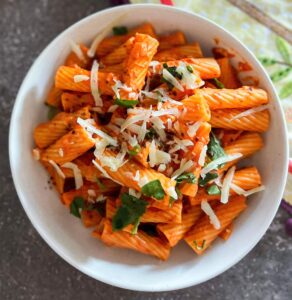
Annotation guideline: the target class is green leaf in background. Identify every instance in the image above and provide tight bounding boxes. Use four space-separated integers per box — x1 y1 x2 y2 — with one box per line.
276 36 291 63
114 98 139 108
279 82 292 99
70 196 85 218
206 185 221 195
270 67 292 83
258 57 277 67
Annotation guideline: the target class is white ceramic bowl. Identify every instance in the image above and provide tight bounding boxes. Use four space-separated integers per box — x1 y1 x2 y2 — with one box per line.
9 4 288 292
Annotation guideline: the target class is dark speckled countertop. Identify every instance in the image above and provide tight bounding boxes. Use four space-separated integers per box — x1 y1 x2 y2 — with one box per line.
0 0 291 299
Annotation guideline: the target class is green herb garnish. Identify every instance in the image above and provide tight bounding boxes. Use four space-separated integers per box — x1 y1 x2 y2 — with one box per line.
206 185 221 195
145 127 158 140
193 240 206 250
199 173 218 187
141 179 165 200
112 193 148 231
186 65 193 73
128 145 141 157
207 132 225 162
162 63 183 80
176 172 196 184
112 26 128 36
47 105 60 120
212 78 225 89
70 196 85 218
114 98 139 108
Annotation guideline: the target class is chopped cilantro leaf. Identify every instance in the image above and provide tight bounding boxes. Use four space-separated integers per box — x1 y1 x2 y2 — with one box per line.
128 145 141 157
141 180 165 200
212 78 225 89
186 65 193 73
112 26 128 35
162 63 183 79
176 172 196 184
145 127 158 140
114 98 138 108
207 132 225 161
70 196 85 218
206 184 221 195
112 193 148 231
199 173 218 187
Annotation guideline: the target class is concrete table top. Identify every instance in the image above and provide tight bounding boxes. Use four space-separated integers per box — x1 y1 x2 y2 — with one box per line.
0 0 291 299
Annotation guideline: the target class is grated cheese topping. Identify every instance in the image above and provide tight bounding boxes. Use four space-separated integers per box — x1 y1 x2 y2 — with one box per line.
58 148 64 157
230 183 265 197
73 75 90 83
62 162 83 190
149 140 171 167
87 13 127 57
92 160 123 185
230 104 270 121
69 40 86 62
171 159 194 179
200 153 242 178
77 118 117 146
91 60 102 107
201 200 221 230
162 68 184 91
187 121 201 138
198 145 208 167
221 166 236 204
49 160 65 179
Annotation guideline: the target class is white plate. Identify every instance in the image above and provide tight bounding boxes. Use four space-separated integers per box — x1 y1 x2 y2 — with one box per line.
9 4 288 292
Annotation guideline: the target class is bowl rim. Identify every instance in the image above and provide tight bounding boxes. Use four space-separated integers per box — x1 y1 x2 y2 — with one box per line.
9 3 289 292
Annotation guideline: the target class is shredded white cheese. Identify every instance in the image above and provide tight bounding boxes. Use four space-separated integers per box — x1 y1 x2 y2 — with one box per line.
176 62 205 89
162 68 184 91
221 166 236 204
62 162 83 189
200 153 242 178
133 170 140 182
77 118 117 146
171 159 194 180
69 40 86 62
138 176 149 188
92 160 123 185
87 13 127 57
49 160 65 179
198 145 208 167
187 121 201 138
90 60 102 107
201 200 221 230
88 189 97 197
73 75 90 83
167 185 178 200
158 164 166 172
168 137 194 154
108 104 119 113
149 140 171 167
230 183 265 197
230 104 270 121
96 194 107 202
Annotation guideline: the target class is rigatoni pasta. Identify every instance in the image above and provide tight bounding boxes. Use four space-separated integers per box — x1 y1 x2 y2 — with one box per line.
33 22 269 261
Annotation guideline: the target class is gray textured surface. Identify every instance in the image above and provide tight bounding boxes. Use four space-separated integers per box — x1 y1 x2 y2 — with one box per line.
0 0 291 299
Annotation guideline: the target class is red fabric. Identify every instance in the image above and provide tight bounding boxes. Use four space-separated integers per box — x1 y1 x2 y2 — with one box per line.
160 0 174 5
